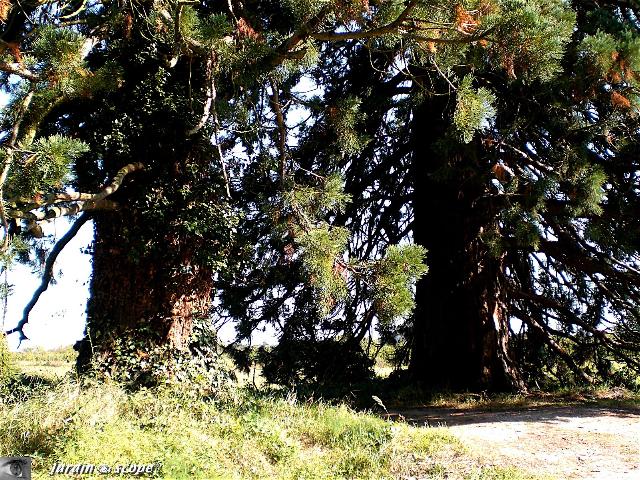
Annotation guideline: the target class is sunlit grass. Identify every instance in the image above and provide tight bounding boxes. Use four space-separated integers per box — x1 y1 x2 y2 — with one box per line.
0 373 552 480
14 360 74 380
2 347 636 480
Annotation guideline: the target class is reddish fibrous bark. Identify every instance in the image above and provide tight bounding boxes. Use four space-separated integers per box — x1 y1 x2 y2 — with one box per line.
75 150 218 373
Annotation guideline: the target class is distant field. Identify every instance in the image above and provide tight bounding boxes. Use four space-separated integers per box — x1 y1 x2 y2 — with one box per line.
12 345 77 380
15 359 74 379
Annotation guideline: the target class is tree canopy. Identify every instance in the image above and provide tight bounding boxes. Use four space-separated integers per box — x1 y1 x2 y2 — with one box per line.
2 0 640 391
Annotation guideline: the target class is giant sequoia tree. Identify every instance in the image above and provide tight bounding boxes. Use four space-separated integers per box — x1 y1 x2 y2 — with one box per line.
329 0 640 390
2 0 640 390
404 0 640 391
217 0 640 390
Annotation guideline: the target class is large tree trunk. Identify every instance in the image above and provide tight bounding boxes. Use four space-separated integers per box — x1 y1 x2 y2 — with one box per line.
407 99 525 392
74 142 224 382
68 45 238 382
76 207 213 371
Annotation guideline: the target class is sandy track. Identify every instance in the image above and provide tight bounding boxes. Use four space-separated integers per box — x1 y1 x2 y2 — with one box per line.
390 405 640 480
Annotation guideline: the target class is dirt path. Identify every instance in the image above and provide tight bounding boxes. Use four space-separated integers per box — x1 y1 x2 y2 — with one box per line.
389 404 640 479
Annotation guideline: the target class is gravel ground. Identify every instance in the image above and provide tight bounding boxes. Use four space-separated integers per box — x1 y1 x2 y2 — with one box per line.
390 404 640 480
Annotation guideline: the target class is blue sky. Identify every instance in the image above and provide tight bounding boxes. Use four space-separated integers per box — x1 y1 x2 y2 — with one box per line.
3 219 93 351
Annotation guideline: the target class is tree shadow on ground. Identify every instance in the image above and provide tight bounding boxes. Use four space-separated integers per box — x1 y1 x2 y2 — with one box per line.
385 403 639 427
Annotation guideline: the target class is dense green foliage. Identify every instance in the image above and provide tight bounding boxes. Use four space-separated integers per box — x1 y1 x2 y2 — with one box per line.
15 344 76 362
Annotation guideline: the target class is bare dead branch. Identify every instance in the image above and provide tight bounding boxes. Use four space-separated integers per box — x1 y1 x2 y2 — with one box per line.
8 162 142 227
211 92 231 199
11 162 144 208
4 212 90 346
10 198 121 222
186 57 215 137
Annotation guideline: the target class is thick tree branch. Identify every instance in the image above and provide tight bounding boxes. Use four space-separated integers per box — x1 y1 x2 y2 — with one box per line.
312 28 493 44
7 162 142 226
274 0 419 59
157 8 206 56
508 287 640 352
10 162 143 208
0 61 39 80
9 198 121 221
275 9 330 56
270 78 287 188
306 3 494 45
307 0 417 42
536 238 640 288
510 305 597 384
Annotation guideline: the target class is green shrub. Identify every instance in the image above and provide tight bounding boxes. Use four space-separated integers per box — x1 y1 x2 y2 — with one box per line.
0 333 17 386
